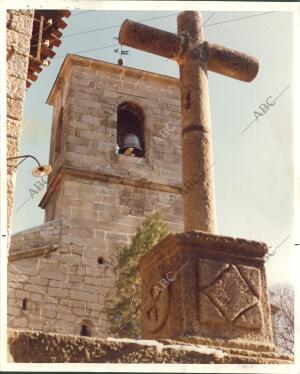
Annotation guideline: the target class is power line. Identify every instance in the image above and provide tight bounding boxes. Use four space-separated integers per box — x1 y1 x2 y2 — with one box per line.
31 12 179 52
205 11 275 27
62 12 179 39
52 11 275 63
55 44 118 59
71 10 96 17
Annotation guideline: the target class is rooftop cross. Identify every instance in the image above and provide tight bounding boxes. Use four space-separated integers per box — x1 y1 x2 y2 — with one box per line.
119 11 259 233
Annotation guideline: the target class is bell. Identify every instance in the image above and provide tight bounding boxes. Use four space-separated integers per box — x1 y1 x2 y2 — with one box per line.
120 133 143 157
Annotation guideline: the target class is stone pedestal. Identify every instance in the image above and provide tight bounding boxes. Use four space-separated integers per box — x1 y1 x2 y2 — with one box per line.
139 231 282 359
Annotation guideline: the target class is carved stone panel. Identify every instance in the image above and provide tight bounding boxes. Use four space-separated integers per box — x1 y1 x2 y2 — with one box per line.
198 259 262 329
143 262 171 333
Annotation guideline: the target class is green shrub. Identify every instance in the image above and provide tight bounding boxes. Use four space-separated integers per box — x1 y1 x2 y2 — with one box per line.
104 211 168 338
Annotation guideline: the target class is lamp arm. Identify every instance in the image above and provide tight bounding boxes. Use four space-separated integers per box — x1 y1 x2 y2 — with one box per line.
7 154 41 167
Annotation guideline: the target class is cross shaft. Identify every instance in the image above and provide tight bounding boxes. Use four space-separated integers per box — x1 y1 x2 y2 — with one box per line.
119 11 259 233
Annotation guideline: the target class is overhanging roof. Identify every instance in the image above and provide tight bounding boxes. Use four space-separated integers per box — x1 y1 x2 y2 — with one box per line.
27 9 71 88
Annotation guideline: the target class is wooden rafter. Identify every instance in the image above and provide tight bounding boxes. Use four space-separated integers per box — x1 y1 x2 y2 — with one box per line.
26 9 71 89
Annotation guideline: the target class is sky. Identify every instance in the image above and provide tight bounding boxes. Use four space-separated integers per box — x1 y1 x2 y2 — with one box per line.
11 8 293 286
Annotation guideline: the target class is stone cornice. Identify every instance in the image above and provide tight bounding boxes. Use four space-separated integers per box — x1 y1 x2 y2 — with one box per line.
46 54 179 105
8 245 58 262
39 165 182 209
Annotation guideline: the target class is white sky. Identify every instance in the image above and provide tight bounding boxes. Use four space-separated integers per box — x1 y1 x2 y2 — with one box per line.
11 7 294 286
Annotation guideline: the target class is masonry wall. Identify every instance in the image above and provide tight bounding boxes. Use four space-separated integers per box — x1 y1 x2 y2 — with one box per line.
8 58 185 337
51 61 182 181
8 175 183 336
6 10 34 239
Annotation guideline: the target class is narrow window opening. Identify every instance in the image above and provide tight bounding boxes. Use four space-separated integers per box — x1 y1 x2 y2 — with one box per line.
80 323 92 337
117 102 145 158
22 298 28 311
55 107 64 154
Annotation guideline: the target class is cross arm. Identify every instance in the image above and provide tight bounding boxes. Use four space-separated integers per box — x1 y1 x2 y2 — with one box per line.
206 42 259 82
119 19 259 82
119 19 183 61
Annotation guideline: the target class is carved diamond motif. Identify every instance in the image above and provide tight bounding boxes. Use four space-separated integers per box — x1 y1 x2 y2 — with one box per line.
198 259 262 329
204 265 256 321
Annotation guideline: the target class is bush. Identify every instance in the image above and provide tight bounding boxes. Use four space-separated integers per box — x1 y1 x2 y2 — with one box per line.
104 211 168 338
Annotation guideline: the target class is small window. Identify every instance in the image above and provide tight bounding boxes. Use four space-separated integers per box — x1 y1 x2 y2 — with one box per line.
80 320 93 337
22 298 28 311
97 257 104 265
55 107 64 154
117 102 145 157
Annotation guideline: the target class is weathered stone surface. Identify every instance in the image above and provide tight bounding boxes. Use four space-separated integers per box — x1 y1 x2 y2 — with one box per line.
6 29 31 56
7 330 293 364
7 52 29 80
234 304 262 329
139 231 274 354
10 78 185 336
199 293 226 325
7 136 19 158
6 10 33 236
9 12 34 35
7 118 20 139
119 11 259 234
7 75 26 101
10 219 62 253
7 10 34 17
7 97 23 120
200 262 259 322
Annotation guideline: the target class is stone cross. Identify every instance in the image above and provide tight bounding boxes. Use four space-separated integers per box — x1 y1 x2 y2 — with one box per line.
119 11 259 233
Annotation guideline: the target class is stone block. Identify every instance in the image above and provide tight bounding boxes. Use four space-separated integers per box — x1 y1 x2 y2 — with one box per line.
40 270 66 282
6 29 31 56
31 293 43 301
8 281 23 290
24 284 46 294
68 275 84 283
56 304 71 314
28 320 44 330
7 75 26 100
69 104 90 115
72 308 90 317
8 306 21 317
139 231 276 356
41 309 57 319
11 317 27 328
48 287 69 298
30 277 48 286
60 253 82 265
15 290 29 299
7 52 29 80
70 290 96 303
9 13 33 35
7 97 23 121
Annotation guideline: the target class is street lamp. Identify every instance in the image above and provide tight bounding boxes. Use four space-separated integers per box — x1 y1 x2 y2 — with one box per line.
7 154 52 177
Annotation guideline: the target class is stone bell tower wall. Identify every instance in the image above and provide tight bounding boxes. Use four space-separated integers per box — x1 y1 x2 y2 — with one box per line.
7 55 186 336
42 55 184 227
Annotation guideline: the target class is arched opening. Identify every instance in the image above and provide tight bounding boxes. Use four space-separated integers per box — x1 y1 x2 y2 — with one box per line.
117 102 145 157
80 320 93 337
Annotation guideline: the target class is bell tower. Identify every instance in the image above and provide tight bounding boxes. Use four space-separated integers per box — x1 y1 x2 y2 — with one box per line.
28 54 184 335
41 54 184 253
